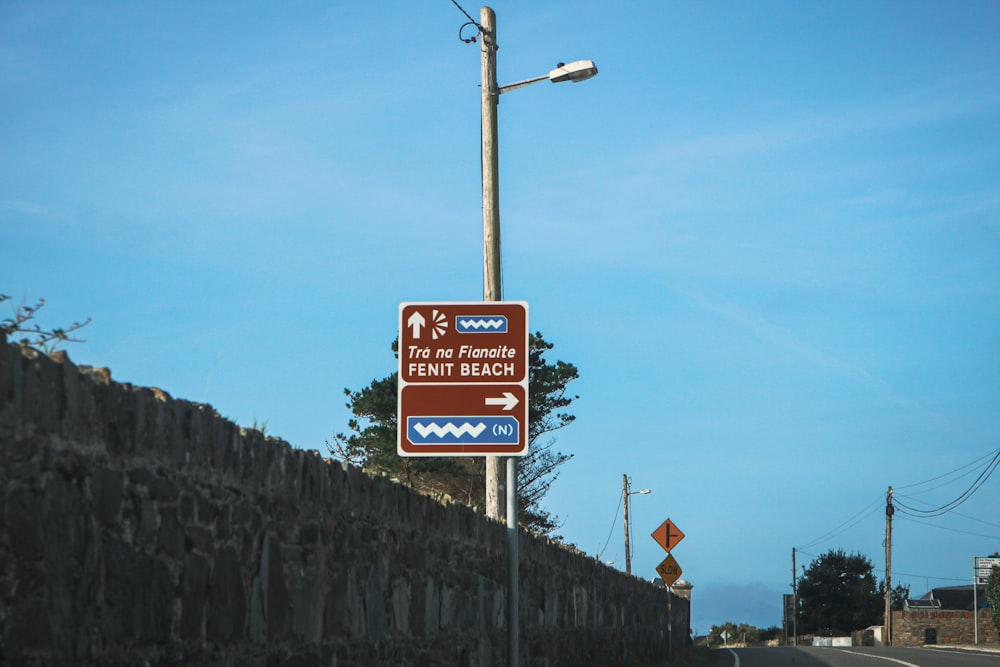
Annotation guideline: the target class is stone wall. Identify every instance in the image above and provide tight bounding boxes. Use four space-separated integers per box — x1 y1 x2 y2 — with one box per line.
892 609 998 647
0 337 684 666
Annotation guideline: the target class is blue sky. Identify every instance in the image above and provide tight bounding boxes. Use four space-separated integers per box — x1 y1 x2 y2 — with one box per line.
3 1 999 634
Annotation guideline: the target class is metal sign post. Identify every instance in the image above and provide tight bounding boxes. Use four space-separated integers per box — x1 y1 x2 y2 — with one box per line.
399 298 529 666
651 518 686 659
974 556 979 645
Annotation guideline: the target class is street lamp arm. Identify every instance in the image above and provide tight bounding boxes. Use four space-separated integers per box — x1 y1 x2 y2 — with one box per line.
498 74 549 95
498 59 599 95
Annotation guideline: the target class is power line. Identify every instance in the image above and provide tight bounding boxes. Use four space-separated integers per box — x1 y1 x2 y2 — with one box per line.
894 494 1000 529
447 0 489 43
598 488 624 560
900 466 986 498
447 0 478 25
895 448 1000 517
895 447 1000 492
801 447 1000 550
896 514 1000 541
871 565 969 584
939 507 1000 530
796 495 884 550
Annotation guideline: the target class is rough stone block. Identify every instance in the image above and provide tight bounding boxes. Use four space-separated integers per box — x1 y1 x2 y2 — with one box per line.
207 545 248 644
291 565 323 643
181 552 210 641
43 475 99 662
149 474 180 502
7 486 43 560
91 466 124 525
132 492 158 545
100 534 173 646
157 506 184 559
5 434 44 464
4 586 51 654
184 524 215 556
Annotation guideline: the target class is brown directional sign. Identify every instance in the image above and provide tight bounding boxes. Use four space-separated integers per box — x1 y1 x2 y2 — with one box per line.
397 301 529 457
656 554 683 587
651 519 685 553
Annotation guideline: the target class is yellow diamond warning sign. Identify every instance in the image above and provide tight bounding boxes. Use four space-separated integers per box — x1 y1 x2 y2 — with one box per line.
651 519 685 553
656 554 683 587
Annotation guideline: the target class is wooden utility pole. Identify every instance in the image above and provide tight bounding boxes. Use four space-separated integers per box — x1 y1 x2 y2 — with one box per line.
792 547 798 646
480 6 505 524
884 486 894 646
623 474 633 575
479 10 519 665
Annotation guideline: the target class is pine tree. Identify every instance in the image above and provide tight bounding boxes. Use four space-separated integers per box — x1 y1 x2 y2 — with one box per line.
328 332 578 536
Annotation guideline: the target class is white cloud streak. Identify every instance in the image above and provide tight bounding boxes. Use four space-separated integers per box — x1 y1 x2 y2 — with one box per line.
674 285 912 407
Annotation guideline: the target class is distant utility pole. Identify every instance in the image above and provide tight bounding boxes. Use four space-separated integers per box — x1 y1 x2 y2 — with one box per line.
884 486 894 647
622 474 651 575
792 547 798 646
623 475 633 575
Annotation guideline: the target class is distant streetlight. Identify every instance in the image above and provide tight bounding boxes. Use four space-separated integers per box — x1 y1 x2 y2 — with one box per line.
623 474 651 575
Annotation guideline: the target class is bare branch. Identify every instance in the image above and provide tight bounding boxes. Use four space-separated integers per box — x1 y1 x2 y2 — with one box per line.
1 293 92 353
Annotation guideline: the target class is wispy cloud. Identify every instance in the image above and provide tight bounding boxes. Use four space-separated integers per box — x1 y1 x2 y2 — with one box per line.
674 285 911 407
634 74 1000 173
0 199 53 219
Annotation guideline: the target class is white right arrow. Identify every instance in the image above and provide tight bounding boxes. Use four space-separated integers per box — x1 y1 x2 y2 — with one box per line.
485 392 519 411
407 311 426 339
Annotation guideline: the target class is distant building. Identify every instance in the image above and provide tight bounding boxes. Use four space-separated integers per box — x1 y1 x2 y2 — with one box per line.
672 579 694 601
905 584 986 612
892 584 996 646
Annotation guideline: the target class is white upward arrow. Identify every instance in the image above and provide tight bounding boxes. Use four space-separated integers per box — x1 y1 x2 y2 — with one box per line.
485 392 519 411
407 311 426 339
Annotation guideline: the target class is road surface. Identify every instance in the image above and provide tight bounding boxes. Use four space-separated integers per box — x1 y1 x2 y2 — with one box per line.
707 646 1000 667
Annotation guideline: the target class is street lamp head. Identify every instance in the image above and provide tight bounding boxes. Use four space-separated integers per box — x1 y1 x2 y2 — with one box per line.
637 489 651 495
497 59 599 96
549 59 598 84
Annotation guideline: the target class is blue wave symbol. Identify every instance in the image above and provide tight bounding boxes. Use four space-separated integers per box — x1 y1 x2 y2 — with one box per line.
455 316 508 333
407 417 519 445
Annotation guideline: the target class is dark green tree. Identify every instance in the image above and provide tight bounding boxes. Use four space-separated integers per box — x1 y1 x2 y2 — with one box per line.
877 580 911 613
707 622 760 647
986 565 1000 644
327 339 463 490
327 332 578 536
517 333 578 534
797 549 883 636
758 625 783 642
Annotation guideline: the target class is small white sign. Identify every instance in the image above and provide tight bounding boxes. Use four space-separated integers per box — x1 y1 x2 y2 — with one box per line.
975 556 1000 583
